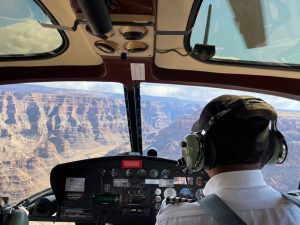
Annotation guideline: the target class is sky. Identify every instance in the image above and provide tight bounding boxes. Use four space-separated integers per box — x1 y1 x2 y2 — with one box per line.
38 81 300 111
0 0 62 55
191 0 300 65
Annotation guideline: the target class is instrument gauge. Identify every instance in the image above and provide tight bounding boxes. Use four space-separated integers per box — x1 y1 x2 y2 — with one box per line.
155 188 162 195
149 169 159 178
163 188 177 198
125 169 134 178
137 169 146 178
155 196 162 203
111 168 119 177
161 169 170 179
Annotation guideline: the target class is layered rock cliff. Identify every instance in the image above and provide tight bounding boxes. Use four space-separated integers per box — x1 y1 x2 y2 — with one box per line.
0 87 131 202
1 84 300 204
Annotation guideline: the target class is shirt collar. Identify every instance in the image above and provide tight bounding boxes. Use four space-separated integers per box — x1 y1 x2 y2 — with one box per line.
203 169 267 196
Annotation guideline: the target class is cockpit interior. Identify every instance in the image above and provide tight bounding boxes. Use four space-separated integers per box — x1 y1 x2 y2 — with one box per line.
0 0 300 225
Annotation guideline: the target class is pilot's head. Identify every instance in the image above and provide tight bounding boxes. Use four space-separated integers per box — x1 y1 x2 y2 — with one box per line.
190 94 286 173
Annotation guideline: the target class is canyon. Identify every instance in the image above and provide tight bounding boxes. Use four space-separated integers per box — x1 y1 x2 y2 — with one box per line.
0 84 299 204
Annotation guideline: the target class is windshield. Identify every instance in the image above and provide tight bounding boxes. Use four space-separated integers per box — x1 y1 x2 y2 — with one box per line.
141 83 300 192
0 0 65 58
190 0 300 66
0 82 130 204
2 82 299 204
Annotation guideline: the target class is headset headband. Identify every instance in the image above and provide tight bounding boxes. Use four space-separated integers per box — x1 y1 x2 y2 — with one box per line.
199 98 268 136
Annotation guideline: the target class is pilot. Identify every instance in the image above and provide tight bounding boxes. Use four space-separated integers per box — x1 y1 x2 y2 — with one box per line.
155 95 300 225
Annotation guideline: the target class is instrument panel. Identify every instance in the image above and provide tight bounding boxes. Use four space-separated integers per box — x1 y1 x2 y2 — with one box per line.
49 156 209 224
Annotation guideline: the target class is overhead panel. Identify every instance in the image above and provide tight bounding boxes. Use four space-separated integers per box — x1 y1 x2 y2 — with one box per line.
87 25 154 58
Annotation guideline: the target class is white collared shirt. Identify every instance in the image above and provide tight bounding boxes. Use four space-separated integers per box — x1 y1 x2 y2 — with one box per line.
155 170 300 225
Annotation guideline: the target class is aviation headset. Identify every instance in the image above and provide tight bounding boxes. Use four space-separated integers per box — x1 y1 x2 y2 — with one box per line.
179 97 288 172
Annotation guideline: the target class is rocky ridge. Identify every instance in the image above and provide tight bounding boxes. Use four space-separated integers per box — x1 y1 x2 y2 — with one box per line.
0 89 131 202
1 85 300 203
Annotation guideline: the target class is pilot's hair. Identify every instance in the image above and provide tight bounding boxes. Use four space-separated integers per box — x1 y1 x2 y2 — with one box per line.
192 95 276 167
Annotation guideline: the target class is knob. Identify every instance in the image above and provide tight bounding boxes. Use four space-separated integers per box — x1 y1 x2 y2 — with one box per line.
137 169 146 178
125 169 134 177
155 196 162 203
161 169 170 179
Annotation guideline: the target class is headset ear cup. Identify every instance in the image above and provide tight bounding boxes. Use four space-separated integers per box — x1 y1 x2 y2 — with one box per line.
183 133 205 171
266 131 276 165
266 130 288 165
203 136 216 169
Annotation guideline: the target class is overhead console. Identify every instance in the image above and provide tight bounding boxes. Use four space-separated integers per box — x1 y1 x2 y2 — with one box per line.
88 25 154 58
69 0 154 59
49 156 209 224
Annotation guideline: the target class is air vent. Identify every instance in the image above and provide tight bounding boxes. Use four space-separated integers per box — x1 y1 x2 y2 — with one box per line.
119 26 148 40
94 40 119 53
123 41 149 53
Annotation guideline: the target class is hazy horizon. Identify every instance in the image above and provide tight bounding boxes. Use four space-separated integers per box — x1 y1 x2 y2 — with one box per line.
30 82 300 112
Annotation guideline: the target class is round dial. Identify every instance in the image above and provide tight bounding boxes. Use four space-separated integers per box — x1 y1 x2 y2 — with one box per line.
195 188 204 200
155 188 162 195
111 168 119 177
155 196 162 203
137 169 146 178
149 169 159 178
161 169 170 179
163 188 177 198
125 169 134 177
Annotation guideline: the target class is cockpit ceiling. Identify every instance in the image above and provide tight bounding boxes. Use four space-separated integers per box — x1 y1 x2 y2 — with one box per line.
1 0 300 98
71 0 154 16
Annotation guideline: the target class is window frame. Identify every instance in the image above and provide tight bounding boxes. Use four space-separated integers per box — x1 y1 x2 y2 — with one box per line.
0 0 69 61
184 0 300 70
